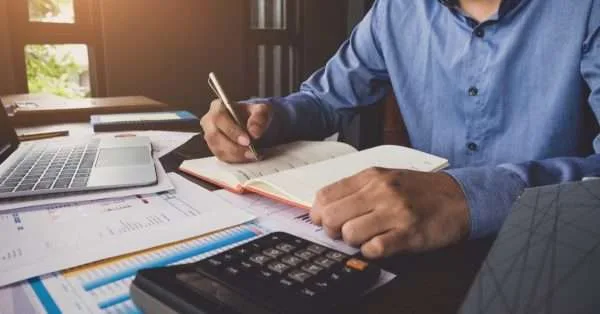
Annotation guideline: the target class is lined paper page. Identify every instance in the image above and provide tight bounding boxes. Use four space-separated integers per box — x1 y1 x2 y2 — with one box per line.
247 145 449 206
179 141 357 187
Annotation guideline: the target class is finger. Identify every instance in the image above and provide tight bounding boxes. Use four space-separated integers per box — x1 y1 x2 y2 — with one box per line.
318 191 373 238
214 113 252 147
340 211 393 247
203 128 254 163
314 167 384 209
311 174 371 226
245 103 271 139
361 229 415 259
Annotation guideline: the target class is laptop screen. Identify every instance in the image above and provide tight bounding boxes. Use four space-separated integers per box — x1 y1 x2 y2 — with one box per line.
0 100 19 165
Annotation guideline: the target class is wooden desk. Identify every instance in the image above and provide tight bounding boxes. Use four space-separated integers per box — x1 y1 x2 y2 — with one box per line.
16 123 495 314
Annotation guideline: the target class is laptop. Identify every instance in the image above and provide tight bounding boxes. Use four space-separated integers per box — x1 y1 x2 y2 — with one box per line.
459 179 600 314
0 100 157 200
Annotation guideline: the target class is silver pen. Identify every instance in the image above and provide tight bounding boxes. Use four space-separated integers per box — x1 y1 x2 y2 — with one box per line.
208 72 260 160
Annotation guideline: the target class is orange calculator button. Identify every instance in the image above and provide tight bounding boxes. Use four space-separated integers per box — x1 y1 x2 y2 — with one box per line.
346 258 368 271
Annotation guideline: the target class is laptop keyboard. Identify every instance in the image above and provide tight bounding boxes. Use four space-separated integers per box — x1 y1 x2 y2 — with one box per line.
0 139 100 194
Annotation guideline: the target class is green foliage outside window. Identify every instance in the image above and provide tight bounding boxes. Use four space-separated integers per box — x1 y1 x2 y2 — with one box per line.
26 45 89 99
29 0 63 19
26 0 89 98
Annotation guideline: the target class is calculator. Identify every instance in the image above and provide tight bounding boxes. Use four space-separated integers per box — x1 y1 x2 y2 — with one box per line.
131 232 382 314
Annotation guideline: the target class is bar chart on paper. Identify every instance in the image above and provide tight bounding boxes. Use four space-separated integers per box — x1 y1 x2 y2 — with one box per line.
0 173 255 287
2 224 266 314
214 190 359 254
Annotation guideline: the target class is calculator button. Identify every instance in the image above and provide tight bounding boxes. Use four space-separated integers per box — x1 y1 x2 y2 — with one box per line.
239 261 254 270
206 258 222 267
301 263 323 275
306 244 327 254
294 249 316 260
281 255 304 267
278 278 296 288
249 254 271 265
292 238 306 246
268 261 290 274
258 270 275 280
225 267 240 276
275 243 296 253
263 248 284 258
288 270 312 283
313 257 336 268
222 253 236 262
269 234 282 241
248 242 262 251
329 272 343 282
346 258 368 271
299 287 318 297
313 280 329 290
235 247 252 256
325 251 347 262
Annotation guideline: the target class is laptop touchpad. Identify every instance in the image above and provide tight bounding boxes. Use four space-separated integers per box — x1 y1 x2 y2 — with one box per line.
95 147 151 167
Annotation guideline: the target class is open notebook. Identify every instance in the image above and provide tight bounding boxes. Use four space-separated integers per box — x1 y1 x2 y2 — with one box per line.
179 141 449 208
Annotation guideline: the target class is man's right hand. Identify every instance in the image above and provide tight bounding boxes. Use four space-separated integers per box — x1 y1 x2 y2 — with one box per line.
200 99 272 163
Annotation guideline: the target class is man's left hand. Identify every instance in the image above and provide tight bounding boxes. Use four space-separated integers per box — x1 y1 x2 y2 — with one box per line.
310 168 470 259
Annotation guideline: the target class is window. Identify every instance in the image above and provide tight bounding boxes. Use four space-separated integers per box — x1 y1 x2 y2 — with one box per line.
8 0 105 98
25 44 91 98
28 0 75 24
247 0 302 98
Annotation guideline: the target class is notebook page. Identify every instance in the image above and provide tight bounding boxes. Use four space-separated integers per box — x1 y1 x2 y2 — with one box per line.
247 145 449 206
179 141 357 185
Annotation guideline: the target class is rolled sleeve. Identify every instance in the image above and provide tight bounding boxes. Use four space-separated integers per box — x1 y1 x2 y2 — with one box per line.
445 166 527 238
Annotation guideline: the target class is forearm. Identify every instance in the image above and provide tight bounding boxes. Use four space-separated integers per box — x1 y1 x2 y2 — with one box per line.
446 153 600 238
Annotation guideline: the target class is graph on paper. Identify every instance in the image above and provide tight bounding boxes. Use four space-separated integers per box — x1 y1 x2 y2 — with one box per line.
214 190 359 254
0 173 254 287
3 224 266 314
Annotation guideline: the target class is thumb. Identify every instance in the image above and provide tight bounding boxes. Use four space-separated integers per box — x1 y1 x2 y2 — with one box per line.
246 103 271 139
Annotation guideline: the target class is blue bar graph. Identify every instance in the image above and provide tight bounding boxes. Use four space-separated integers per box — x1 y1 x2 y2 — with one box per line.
98 293 130 309
29 278 61 314
27 224 266 313
82 228 258 291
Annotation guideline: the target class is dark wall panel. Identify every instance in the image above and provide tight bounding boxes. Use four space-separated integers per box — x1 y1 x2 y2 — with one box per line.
0 0 16 95
100 0 246 113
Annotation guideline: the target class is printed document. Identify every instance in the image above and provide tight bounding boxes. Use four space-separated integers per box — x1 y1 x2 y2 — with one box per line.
0 173 254 287
214 189 360 255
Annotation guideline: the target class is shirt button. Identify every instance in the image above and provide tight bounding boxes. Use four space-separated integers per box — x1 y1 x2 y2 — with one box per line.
474 29 485 38
468 87 479 96
467 142 478 151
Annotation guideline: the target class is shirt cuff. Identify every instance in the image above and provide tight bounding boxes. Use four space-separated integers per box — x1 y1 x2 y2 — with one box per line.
444 166 527 238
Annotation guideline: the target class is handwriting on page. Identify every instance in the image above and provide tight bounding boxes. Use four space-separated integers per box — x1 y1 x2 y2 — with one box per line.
221 141 356 182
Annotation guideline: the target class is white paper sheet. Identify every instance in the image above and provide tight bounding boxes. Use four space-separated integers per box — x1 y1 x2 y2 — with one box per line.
0 173 255 287
0 222 394 314
214 190 361 255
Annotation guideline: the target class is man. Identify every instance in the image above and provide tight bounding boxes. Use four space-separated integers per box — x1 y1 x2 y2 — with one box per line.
200 0 600 259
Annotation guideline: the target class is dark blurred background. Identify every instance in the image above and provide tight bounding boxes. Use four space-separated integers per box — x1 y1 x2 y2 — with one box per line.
0 0 375 116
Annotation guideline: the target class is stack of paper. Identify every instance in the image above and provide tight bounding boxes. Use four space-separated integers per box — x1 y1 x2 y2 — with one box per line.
1 224 266 313
0 173 255 287
0 133 397 313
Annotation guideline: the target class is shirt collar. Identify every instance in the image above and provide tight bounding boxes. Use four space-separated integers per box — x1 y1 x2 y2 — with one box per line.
437 0 522 17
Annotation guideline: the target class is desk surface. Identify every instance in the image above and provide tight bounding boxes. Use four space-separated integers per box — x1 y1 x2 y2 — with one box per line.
17 123 496 314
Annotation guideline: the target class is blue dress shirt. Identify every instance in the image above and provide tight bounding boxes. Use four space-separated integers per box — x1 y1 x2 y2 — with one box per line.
252 0 600 238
